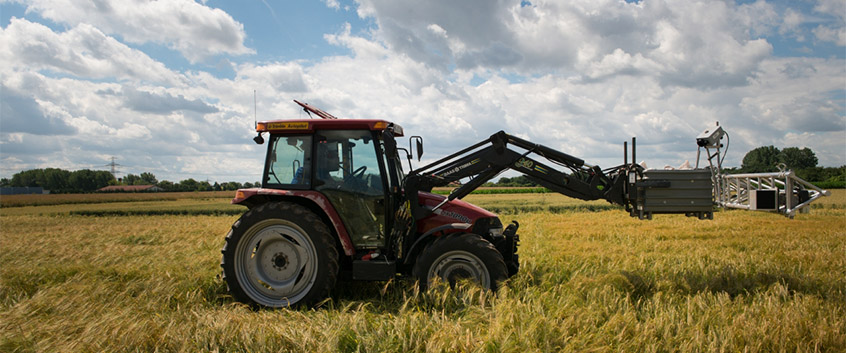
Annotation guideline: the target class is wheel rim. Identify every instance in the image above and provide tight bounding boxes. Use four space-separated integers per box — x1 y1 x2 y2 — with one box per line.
234 219 318 307
428 250 490 288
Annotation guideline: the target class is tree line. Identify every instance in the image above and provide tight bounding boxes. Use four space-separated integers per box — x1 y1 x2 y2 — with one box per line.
0 168 260 193
2 145 843 193
485 145 845 188
725 146 845 187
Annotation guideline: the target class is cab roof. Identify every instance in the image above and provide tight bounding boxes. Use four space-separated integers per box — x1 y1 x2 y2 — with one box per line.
256 119 404 136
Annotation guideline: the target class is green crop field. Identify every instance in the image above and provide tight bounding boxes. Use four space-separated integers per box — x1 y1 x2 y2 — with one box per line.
1 191 844 352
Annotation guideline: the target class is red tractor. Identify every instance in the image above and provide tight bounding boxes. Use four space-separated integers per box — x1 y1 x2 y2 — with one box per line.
220 101 713 308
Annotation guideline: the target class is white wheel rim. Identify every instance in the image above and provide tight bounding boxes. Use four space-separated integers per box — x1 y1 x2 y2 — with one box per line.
234 219 318 307
428 250 490 288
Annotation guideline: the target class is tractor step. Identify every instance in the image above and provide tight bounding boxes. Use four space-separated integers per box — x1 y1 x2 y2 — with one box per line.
352 260 397 281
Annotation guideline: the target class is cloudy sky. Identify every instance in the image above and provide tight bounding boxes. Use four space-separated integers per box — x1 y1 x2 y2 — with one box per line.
1 0 844 183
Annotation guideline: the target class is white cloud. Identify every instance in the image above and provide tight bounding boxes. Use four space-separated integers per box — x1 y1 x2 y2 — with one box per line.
814 0 845 21
739 58 846 133
11 0 253 63
779 8 805 40
323 0 341 10
121 86 219 115
0 66 260 181
813 25 846 46
737 0 779 37
115 123 152 140
354 0 776 88
1 81 77 135
236 63 309 93
295 28 842 167
1 0 843 182
0 18 182 84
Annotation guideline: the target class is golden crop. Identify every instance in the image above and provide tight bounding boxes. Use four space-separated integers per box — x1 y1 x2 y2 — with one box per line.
1 191 844 352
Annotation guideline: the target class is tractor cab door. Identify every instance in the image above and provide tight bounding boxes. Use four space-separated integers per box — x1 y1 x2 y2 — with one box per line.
314 130 388 249
381 129 415 261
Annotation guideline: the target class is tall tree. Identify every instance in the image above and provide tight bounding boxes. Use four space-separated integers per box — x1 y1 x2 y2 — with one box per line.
741 146 780 173
10 169 39 187
221 182 243 190
197 181 213 191
178 178 199 191
42 168 71 191
123 173 142 185
139 172 158 185
69 169 115 192
157 180 175 191
779 147 818 170
10 168 71 191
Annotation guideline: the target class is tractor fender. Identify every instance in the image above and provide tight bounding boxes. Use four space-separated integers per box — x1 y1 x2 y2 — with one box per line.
231 188 355 256
403 223 471 265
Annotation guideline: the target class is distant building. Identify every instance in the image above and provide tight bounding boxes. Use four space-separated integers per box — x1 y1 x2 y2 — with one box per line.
97 185 163 192
1 187 48 195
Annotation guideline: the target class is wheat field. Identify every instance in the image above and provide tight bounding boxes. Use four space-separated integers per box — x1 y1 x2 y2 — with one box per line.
1 191 844 352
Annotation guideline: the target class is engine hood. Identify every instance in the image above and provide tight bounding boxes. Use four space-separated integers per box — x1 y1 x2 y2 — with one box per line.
416 191 497 234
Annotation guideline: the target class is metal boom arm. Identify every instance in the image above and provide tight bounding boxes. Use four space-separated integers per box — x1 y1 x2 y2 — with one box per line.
404 131 633 219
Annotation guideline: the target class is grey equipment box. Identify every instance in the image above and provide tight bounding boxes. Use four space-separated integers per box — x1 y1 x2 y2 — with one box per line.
636 169 714 220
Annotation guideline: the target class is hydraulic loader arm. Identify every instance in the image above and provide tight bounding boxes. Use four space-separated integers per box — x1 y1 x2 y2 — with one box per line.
403 131 636 219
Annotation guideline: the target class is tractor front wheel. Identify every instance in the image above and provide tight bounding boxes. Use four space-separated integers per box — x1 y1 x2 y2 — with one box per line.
413 233 508 291
221 202 338 308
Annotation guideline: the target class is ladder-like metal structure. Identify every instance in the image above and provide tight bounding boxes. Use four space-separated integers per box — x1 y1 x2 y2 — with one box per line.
695 123 830 218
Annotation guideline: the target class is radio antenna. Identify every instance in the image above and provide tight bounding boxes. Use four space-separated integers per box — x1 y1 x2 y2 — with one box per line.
253 90 257 128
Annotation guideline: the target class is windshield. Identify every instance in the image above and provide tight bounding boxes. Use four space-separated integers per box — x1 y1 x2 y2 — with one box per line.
314 130 384 195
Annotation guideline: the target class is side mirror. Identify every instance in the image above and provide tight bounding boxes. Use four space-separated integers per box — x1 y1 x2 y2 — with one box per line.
411 136 423 161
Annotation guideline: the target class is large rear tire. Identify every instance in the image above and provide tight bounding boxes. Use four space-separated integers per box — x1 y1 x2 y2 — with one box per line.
413 233 508 291
221 202 339 308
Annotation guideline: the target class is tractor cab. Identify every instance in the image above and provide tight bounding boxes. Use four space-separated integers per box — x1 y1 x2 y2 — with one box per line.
241 118 407 251
273 119 403 249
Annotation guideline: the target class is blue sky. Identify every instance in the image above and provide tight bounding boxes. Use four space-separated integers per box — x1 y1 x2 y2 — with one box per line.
1 0 844 183
0 1 366 75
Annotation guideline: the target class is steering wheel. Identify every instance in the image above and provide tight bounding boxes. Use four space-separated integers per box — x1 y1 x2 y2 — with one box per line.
342 166 368 191
350 166 367 179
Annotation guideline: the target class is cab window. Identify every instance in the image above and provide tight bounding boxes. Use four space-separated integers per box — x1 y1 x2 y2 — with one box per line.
265 135 312 188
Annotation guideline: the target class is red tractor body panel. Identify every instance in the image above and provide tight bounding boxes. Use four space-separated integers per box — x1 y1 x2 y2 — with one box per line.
415 191 497 234
232 188 496 256
232 188 356 256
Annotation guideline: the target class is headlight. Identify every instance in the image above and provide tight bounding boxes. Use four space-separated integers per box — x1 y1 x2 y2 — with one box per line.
489 226 504 238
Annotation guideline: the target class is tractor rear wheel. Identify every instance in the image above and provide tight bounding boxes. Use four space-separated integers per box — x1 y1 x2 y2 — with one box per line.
221 202 338 308
413 233 508 291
